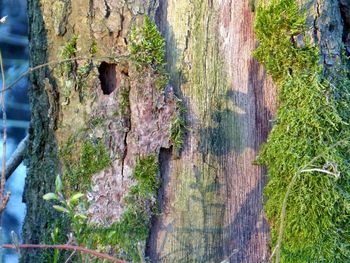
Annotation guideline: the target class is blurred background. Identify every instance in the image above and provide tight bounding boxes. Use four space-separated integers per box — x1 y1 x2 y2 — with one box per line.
0 0 29 262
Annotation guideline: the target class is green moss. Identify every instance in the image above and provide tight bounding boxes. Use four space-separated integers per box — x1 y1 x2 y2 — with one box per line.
170 99 187 157
89 40 98 56
84 155 159 261
128 16 169 92
76 40 97 93
119 87 130 117
60 138 111 193
88 116 106 128
154 71 169 91
59 34 80 102
61 34 79 59
76 62 92 95
254 0 318 83
255 0 350 261
129 16 166 72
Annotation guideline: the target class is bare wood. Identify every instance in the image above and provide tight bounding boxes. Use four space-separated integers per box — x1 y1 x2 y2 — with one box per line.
148 1 276 262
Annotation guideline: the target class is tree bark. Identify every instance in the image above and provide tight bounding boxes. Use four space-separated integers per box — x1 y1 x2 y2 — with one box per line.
22 0 277 262
147 1 276 262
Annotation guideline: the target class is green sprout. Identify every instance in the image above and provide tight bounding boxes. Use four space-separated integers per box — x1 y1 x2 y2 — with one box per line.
43 175 88 261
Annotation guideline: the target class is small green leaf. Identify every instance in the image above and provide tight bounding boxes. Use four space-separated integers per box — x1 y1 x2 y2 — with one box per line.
43 193 59 201
69 193 84 203
74 214 87 220
53 205 68 213
55 175 63 193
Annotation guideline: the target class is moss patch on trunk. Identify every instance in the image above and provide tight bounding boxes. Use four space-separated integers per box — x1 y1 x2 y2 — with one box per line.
82 155 159 262
60 137 111 193
255 0 350 261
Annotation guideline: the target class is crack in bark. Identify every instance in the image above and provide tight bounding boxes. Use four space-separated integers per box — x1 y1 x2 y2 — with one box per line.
121 118 130 179
117 13 125 39
339 0 350 55
103 0 111 19
313 0 321 45
121 71 131 180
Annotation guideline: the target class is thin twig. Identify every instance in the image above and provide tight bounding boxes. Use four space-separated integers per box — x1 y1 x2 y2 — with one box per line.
4 134 28 180
268 244 278 262
300 168 339 178
3 55 130 94
275 170 300 263
220 249 239 263
64 250 76 263
3 244 128 263
137 242 146 263
0 50 6 194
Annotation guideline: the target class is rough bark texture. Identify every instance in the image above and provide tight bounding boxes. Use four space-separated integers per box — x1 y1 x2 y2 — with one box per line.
23 0 171 261
23 0 276 262
23 1 59 262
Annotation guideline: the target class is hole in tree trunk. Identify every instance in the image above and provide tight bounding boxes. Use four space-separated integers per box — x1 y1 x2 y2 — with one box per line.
98 62 118 95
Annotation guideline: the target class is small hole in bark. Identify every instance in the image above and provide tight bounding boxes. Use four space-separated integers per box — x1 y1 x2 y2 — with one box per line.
98 62 117 95
329 24 335 32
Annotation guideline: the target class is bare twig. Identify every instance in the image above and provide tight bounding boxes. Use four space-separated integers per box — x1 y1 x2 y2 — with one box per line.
137 242 146 263
268 244 278 262
0 50 6 192
3 243 128 263
300 168 339 178
274 170 299 263
64 250 76 263
220 249 239 263
5 134 28 180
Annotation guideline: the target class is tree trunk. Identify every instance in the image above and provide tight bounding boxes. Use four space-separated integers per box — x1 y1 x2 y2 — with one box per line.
21 0 333 262
22 0 275 262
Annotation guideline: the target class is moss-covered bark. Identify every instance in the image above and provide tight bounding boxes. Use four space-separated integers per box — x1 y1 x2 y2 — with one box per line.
255 0 350 262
